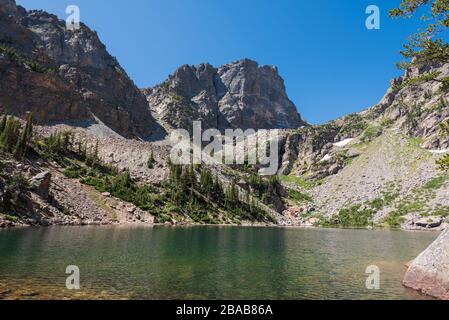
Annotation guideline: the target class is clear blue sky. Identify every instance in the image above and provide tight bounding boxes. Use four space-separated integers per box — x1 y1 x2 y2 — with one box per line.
16 0 429 124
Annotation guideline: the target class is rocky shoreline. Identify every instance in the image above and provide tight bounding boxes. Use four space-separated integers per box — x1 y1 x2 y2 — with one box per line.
1 218 444 230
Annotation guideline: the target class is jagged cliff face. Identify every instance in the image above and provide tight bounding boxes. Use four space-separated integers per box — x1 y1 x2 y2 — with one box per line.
278 61 449 179
143 59 306 132
1 1 305 137
0 0 163 139
274 61 449 233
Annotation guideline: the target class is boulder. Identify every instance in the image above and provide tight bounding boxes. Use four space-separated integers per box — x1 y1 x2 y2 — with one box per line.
415 216 443 229
30 171 51 200
404 228 449 300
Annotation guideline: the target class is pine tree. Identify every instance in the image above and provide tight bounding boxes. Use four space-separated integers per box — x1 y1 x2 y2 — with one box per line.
147 151 155 169
168 160 182 185
200 169 214 197
14 113 33 158
87 140 99 164
440 120 449 136
94 140 99 160
80 141 87 160
14 124 27 158
212 174 223 200
0 116 20 153
62 131 72 151
77 140 83 157
25 113 33 142
225 183 239 209
437 155 449 171
0 113 7 135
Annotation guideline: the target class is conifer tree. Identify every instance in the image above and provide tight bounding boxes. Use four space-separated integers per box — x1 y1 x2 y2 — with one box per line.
437 155 449 171
0 116 20 153
440 120 449 136
87 140 99 164
147 151 155 169
14 113 33 158
25 113 33 142
390 0 449 69
437 120 449 171
225 183 239 209
0 113 7 135
77 140 83 157
14 124 27 158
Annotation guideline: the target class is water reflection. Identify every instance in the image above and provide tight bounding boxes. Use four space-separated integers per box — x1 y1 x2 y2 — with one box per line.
0 226 438 300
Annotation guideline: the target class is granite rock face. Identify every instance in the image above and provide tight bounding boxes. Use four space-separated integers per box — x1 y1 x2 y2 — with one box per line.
143 59 306 132
0 0 162 139
30 171 51 200
277 61 449 178
404 228 449 300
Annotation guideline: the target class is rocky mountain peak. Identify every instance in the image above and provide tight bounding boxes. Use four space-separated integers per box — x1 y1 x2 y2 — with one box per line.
168 63 218 98
0 0 20 16
144 59 306 132
0 0 163 139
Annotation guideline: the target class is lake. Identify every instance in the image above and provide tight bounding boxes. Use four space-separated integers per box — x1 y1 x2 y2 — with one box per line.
0 226 439 300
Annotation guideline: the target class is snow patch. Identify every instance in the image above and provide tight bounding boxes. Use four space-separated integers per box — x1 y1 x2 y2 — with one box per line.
320 154 332 162
428 149 449 154
333 138 354 148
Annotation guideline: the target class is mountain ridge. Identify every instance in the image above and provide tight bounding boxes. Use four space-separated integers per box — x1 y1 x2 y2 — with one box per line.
142 58 307 133
0 0 163 139
1 0 449 301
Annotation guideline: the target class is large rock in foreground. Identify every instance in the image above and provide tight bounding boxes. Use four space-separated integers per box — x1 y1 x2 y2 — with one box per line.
403 228 449 300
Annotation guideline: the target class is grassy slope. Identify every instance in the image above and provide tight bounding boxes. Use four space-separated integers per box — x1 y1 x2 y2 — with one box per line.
285 130 449 227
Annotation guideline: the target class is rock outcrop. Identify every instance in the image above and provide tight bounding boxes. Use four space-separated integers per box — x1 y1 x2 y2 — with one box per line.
30 171 51 200
277 61 449 179
403 228 449 300
0 0 163 139
143 59 307 132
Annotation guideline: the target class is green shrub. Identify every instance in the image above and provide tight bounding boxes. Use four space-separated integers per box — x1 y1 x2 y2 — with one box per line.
337 205 374 227
437 155 449 171
423 175 448 190
156 213 172 223
384 212 406 228
440 119 449 136
8 173 30 191
288 189 312 203
63 165 86 179
369 198 384 211
392 71 441 93
3 214 19 222
323 205 374 228
279 175 322 189
0 45 56 74
385 201 425 228
360 125 383 142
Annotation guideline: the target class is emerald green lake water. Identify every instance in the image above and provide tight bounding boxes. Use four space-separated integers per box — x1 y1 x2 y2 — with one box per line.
0 226 439 300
